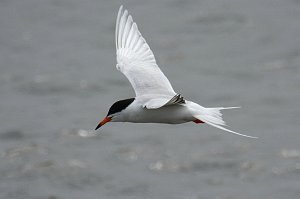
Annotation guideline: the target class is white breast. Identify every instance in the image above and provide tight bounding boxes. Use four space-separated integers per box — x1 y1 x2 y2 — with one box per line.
121 100 194 124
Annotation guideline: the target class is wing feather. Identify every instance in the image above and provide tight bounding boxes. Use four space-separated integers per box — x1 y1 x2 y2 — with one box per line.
116 6 176 97
144 94 186 109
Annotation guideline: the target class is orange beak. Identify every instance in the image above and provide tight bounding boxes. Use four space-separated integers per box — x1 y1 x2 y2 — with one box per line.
95 116 112 130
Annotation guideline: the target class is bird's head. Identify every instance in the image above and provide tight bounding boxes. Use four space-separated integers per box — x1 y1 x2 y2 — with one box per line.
95 98 135 130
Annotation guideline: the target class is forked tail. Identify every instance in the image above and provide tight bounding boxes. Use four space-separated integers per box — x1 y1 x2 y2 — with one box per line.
193 107 257 138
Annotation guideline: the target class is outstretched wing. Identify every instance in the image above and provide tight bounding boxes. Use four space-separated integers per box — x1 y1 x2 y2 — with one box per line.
115 6 176 97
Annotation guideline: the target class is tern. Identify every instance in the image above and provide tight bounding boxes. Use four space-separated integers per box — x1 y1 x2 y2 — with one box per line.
95 6 256 138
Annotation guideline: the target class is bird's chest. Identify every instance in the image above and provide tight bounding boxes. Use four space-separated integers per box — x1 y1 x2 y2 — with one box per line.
123 105 192 124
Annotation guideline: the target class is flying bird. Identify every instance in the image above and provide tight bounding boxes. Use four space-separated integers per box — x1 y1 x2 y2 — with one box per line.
95 6 256 138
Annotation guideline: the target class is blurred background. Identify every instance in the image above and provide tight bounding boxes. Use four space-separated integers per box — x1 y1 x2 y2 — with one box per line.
0 0 300 199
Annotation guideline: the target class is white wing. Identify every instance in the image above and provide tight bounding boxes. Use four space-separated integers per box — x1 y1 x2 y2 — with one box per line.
116 6 176 97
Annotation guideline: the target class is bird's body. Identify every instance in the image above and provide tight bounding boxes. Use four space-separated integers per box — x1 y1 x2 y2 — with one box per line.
95 6 256 138
114 98 195 124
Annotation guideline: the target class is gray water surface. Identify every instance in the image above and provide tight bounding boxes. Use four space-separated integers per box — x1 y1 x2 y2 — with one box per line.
1 0 300 199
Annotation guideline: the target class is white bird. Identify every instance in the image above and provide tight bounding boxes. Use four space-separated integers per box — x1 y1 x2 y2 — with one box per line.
95 6 256 138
